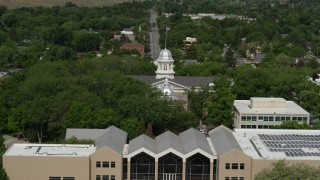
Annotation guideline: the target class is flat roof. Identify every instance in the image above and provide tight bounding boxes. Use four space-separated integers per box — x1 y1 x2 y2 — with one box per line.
4 144 96 157
233 100 309 115
234 129 320 160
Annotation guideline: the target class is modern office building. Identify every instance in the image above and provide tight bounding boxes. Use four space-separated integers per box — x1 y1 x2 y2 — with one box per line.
233 97 310 129
3 125 320 180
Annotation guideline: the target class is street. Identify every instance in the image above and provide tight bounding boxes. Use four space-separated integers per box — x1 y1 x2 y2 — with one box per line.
149 9 161 60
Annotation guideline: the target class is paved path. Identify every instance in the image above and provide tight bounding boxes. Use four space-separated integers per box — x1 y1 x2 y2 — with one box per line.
149 8 161 60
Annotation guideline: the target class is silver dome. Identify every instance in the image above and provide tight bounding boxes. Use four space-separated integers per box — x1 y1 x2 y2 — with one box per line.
157 49 173 61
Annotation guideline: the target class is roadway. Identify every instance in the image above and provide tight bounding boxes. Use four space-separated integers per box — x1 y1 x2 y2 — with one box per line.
149 9 161 60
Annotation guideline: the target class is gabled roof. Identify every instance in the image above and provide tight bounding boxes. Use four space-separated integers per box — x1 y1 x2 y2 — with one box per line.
130 75 213 88
65 126 127 153
95 126 127 153
129 134 156 154
209 126 242 155
179 128 212 155
156 131 184 154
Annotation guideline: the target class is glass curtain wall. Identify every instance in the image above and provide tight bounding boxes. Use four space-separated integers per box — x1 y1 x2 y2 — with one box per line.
131 152 155 180
158 153 183 180
186 153 210 180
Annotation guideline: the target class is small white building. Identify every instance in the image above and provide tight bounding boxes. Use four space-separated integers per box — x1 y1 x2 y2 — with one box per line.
233 97 310 129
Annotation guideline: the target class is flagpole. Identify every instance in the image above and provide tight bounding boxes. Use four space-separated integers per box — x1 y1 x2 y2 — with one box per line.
165 28 168 49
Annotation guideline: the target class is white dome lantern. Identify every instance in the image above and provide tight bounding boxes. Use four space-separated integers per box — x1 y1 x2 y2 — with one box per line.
155 49 175 79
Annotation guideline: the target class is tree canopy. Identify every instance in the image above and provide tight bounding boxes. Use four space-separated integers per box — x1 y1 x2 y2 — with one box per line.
255 160 320 180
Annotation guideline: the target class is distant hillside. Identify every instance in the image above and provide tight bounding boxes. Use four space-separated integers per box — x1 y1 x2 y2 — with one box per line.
0 0 143 8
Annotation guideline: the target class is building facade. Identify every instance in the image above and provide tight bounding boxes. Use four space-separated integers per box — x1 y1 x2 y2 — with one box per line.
4 125 320 180
233 97 310 129
120 43 145 57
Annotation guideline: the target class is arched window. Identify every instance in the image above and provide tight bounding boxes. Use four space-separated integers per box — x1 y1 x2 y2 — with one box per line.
164 64 168 70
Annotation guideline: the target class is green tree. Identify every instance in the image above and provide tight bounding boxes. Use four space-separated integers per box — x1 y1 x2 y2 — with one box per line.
72 32 102 52
225 47 236 67
255 160 320 180
206 88 235 127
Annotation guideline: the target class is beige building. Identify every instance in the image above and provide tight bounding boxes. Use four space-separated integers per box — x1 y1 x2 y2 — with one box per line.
3 125 320 180
233 97 310 129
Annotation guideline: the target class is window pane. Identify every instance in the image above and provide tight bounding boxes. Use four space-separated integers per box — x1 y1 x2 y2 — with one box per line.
111 162 115 168
232 163 238 169
102 175 109 180
49 177 61 180
225 163 230 169
96 161 101 168
63 177 75 180
240 177 244 180
96 175 101 180
225 177 230 180
240 163 245 170
231 177 238 180
103 161 109 168
110 175 115 180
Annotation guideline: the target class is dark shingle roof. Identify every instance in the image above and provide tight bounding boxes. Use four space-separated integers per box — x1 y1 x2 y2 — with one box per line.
130 75 213 88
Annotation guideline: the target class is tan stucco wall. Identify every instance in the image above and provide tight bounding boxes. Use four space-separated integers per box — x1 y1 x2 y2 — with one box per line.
3 155 89 180
251 159 320 180
90 147 123 180
218 149 252 180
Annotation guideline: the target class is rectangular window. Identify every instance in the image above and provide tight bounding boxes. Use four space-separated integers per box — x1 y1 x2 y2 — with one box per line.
252 125 256 129
231 177 238 180
63 178 75 180
240 177 244 180
258 116 263 121
241 116 246 121
110 175 115 180
303 117 308 122
96 161 101 168
240 163 245 170
275 116 280 121
225 177 230 180
292 117 297 121
252 116 257 121
246 125 251 129
96 175 101 180
286 116 290 121
232 163 238 169
111 161 115 168
298 117 302 122
225 163 230 169
247 116 252 121
258 125 263 129
102 175 109 180
103 161 109 168
49 177 61 180
241 125 246 128
268 116 274 121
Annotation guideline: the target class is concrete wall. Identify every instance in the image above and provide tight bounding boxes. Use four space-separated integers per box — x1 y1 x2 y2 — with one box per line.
3 156 90 180
218 149 252 180
90 147 123 180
